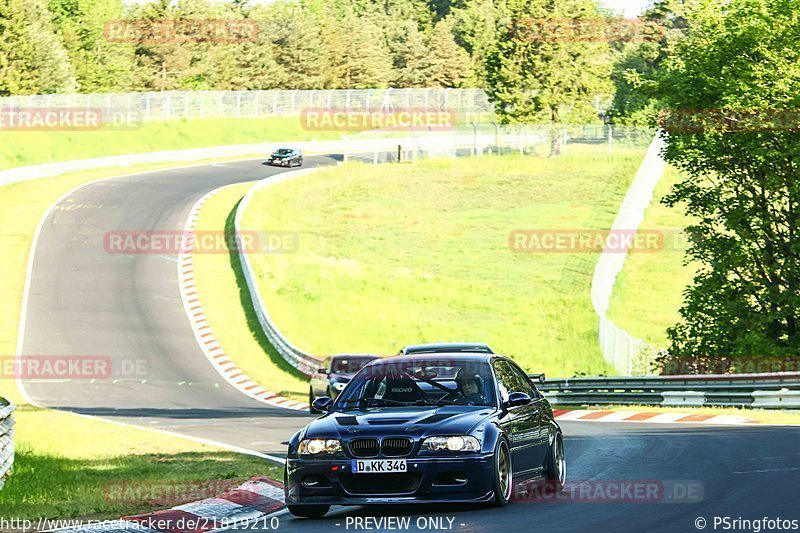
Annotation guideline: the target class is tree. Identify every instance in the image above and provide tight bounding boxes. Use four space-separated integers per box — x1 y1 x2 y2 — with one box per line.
0 0 38 95
267 3 330 89
0 0 77 94
49 0 138 92
607 0 696 125
387 19 434 87
654 0 800 370
484 0 613 155
450 0 504 86
429 17 472 87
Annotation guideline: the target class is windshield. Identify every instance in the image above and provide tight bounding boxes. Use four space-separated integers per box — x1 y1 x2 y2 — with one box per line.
331 356 377 374
336 358 496 408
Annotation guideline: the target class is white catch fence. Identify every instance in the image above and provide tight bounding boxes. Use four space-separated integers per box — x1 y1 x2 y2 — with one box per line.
590 136 667 374
0 89 494 122
0 398 15 491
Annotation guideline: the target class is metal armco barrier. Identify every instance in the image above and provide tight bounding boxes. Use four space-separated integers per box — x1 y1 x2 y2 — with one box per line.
536 373 800 408
234 168 324 377
0 398 16 491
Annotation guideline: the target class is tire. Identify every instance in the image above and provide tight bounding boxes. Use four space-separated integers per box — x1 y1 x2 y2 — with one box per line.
491 439 513 506
544 431 566 492
309 388 319 414
287 505 330 519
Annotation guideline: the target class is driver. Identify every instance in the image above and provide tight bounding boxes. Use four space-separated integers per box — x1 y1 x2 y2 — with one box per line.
454 368 486 404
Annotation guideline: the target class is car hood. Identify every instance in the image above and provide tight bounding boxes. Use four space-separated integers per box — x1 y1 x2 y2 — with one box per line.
303 405 495 440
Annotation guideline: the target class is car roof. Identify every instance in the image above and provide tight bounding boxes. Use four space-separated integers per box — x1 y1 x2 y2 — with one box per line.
371 353 496 365
399 342 494 355
330 354 380 360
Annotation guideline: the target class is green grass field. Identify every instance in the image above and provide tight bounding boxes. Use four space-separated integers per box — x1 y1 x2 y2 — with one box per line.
239 146 648 377
191 184 309 402
0 116 341 171
606 167 697 349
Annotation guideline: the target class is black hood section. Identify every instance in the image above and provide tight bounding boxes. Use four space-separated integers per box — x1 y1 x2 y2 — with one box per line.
309 405 493 440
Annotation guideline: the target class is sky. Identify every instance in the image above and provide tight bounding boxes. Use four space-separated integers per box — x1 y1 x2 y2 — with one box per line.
123 0 653 18
602 0 652 17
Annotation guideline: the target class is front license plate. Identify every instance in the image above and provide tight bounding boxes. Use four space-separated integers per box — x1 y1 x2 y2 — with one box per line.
351 459 407 474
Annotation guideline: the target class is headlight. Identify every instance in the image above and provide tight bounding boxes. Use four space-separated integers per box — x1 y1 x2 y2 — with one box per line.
298 438 342 455
421 436 480 452
333 382 347 391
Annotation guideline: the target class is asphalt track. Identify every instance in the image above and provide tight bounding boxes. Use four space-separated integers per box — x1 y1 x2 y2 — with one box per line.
18 155 800 533
19 157 334 454
265 422 800 533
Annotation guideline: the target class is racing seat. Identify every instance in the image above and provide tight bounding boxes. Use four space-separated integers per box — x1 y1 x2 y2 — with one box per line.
382 378 424 403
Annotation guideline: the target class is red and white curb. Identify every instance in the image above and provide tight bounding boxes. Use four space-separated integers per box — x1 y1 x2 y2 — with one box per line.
553 409 759 425
55 477 285 532
178 186 309 411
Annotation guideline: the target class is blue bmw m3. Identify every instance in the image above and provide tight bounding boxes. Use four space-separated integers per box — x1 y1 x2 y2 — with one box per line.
284 353 566 518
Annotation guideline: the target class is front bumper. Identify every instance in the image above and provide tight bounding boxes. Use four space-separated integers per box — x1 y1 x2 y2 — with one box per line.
285 453 495 505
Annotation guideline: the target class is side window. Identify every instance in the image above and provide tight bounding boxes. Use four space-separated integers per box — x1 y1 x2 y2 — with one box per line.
508 362 539 399
493 360 520 403
494 360 536 402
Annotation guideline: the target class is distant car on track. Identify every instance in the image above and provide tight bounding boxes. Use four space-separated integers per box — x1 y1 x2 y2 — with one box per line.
309 354 380 412
267 148 303 167
398 342 494 355
286 352 565 518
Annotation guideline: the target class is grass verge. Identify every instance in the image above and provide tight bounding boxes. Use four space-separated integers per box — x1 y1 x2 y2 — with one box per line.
606 166 697 349
191 184 309 403
240 145 649 377
0 159 282 521
0 405 281 520
0 117 341 171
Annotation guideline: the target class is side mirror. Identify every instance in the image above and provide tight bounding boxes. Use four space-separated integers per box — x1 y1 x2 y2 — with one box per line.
504 391 532 409
312 396 333 412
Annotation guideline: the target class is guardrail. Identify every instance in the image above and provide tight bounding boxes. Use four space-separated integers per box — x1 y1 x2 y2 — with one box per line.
0 398 15 491
234 168 325 377
536 373 800 408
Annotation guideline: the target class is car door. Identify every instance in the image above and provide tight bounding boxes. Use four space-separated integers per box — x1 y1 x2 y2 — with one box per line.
506 361 550 472
493 359 539 478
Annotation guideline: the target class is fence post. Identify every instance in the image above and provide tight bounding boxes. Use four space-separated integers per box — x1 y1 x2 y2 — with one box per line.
0 398 15 491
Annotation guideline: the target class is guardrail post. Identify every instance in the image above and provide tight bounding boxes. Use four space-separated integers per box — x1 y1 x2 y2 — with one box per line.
0 398 15 491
